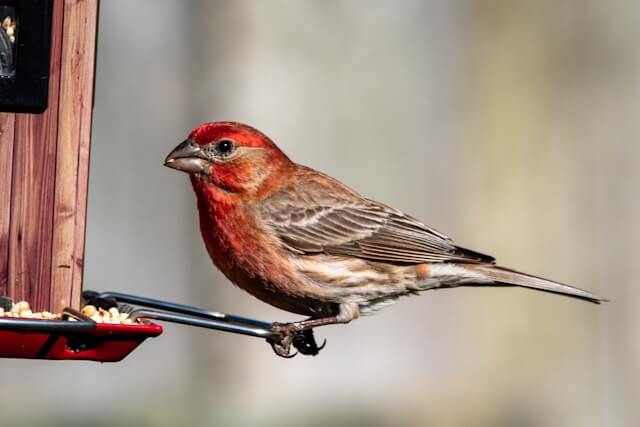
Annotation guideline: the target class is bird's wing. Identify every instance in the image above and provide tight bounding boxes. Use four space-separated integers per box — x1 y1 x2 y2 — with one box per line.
260 170 495 264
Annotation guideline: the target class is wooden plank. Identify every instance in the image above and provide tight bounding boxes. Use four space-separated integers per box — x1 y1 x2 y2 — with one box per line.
0 113 15 295
50 0 99 312
7 0 65 310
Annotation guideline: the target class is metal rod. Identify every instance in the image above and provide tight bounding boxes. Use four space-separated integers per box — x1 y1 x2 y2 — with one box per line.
0 318 95 332
128 309 279 339
94 291 273 329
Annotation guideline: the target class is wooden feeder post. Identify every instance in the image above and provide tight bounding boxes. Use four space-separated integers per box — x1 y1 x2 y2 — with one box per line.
0 0 99 313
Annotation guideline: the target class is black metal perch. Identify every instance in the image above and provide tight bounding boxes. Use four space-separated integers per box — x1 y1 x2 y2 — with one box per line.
82 290 325 357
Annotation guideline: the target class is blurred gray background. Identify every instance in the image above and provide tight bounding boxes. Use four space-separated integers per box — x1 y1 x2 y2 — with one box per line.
1 0 638 426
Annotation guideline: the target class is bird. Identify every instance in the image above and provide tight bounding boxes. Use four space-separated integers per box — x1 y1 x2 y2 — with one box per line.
164 121 605 357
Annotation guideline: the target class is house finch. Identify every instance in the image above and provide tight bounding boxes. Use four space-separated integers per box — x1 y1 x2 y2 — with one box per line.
165 122 604 357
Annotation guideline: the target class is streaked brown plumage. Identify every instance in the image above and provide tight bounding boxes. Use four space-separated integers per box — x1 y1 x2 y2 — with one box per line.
165 121 605 357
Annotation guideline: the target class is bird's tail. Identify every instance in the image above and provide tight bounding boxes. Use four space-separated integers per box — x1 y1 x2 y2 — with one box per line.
427 263 606 304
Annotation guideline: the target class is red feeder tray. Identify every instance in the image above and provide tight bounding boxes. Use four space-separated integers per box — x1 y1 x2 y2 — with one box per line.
0 318 163 362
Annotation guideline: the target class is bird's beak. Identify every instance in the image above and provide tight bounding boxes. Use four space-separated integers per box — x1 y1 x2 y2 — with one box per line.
164 139 210 174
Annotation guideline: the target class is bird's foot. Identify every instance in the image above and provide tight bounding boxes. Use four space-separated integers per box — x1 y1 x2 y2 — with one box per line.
268 322 298 358
268 322 326 358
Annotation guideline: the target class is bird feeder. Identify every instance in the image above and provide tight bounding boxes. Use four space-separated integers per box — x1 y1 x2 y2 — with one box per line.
0 0 97 313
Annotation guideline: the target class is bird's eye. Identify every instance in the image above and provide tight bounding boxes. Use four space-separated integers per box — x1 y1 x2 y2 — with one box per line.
201 139 237 161
215 139 235 156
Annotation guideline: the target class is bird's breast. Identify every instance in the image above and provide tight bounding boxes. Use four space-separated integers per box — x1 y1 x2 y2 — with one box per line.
197 197 269 277
193 188 303 291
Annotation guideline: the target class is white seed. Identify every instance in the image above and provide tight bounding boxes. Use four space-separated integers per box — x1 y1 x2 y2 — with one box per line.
81 305 97 317
0 298 141 324
14 301 30 313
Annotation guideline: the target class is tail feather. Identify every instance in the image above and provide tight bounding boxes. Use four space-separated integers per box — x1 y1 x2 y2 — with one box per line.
468 265 606 304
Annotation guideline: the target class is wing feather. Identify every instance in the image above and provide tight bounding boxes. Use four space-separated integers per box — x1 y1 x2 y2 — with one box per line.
261 169 495 265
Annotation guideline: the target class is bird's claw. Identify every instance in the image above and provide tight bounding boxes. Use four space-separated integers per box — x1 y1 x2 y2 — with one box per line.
269 339 298 358
292 329 325 356
268 323 327 358
268 322 299 358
